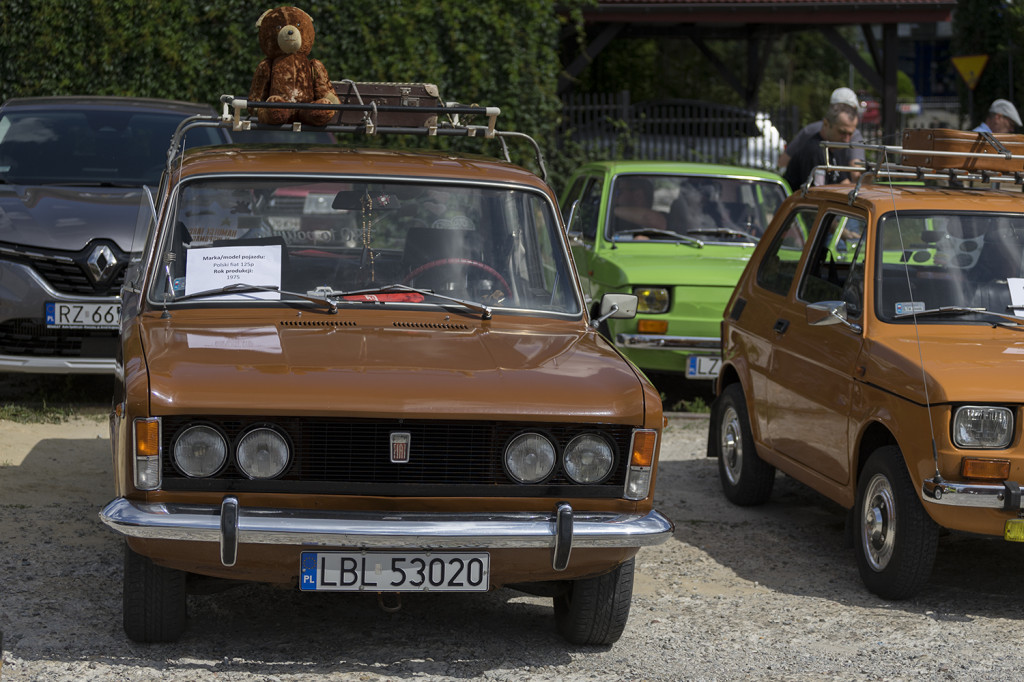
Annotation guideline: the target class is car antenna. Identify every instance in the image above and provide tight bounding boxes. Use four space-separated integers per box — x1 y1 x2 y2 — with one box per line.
877 144 943 484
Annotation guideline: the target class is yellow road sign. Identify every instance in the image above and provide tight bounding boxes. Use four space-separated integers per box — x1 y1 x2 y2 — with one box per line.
952 55 989 91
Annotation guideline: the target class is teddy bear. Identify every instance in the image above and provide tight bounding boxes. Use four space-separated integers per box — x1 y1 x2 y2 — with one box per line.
248 6 340 127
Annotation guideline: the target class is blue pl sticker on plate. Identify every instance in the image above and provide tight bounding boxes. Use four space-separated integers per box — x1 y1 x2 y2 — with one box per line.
45 302 55 324
300 552 318 590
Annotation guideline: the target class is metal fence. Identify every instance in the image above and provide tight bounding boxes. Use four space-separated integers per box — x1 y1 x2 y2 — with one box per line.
560 91 963 167
559 91 798 170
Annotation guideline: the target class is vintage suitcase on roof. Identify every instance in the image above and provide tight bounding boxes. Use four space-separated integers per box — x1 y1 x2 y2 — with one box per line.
330 81 442 128
902 128 1024 172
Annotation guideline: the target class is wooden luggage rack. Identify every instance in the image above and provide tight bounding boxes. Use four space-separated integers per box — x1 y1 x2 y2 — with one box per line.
814 128 1024 196
164 81 548 180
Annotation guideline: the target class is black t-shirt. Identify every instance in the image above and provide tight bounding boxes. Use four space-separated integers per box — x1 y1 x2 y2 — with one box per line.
782 132 854 188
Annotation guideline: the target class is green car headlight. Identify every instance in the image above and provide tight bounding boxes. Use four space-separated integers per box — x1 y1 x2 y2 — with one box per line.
633 287 670 314
953 406 1013 449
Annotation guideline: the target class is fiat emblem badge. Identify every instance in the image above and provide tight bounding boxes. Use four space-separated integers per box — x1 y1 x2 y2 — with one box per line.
390 432 411 463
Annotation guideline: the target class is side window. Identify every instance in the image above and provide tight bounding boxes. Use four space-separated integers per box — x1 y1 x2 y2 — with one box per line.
560 176 587 223
756 207 816 296
798 212 867 318
568 176 603 241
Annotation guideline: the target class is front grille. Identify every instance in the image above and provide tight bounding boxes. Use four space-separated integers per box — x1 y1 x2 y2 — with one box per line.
0 318 118 357
160 416 635 498
0 242 127 296
32 257 125 296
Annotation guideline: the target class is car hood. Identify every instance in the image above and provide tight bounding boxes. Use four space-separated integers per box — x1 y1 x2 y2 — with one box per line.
864 329 1024 404
140 314 650 422
597 244 755 286
0 184 144 250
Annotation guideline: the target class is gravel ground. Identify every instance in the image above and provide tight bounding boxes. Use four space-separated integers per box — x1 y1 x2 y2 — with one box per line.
2 412 1024 681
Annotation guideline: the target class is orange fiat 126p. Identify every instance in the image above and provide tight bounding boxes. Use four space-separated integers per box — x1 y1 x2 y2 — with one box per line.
100 89 672 644
710 133 1024 600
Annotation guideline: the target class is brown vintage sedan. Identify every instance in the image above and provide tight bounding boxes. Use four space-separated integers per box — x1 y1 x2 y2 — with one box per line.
711 145 1024 600
100 96 672 645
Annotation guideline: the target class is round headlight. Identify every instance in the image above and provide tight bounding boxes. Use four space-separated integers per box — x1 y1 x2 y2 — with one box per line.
634 287 670 314
236 427 291 479
173 425 228 478
563 434 615 484
504 432 556 484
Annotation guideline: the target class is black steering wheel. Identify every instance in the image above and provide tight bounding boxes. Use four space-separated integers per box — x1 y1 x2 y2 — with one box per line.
403 257 512 294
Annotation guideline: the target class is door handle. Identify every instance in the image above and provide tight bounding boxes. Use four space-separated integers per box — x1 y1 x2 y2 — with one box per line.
773 319 789 334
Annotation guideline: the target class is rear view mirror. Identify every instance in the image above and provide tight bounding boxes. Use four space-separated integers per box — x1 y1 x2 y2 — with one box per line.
332 189 402 211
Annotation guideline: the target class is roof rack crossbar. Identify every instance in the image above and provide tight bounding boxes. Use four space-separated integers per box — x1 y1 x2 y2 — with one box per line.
817 139 1024 188
164 95 545 182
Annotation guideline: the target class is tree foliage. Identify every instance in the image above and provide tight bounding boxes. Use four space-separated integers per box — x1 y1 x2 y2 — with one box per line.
0 0 570 178
952 0 1024 126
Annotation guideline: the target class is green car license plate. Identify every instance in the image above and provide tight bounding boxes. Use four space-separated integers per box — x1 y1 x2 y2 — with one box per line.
300 551 490 592
686 355 721 379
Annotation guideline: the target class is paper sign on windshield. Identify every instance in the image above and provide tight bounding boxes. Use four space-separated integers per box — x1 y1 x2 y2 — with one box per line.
1009 278 1024 312
185 245 282 299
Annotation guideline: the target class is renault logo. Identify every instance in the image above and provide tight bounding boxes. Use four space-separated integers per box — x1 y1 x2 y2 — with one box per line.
86 245 118 283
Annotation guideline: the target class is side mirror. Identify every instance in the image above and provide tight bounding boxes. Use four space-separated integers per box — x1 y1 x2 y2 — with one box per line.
122 259 144 293
807 300 862 333
593 293 638 328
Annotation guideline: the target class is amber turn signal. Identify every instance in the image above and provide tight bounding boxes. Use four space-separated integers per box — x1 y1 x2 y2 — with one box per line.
134 418 161 458
630 429 658 467
1004 519 1024 542
637 319 668 334
960 457 1011 481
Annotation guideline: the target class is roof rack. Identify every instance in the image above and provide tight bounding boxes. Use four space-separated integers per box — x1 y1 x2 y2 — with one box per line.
803 134 1024 203
164 82 548 181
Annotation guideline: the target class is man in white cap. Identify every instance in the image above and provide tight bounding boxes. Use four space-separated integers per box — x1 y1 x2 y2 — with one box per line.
974 99 1022 133
778 86 865 175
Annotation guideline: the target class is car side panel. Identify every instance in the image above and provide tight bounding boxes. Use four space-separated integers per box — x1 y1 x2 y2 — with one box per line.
766 300 860 486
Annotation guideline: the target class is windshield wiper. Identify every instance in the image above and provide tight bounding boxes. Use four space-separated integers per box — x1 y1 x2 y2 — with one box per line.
686 227 758 241
322 283 493 320
894 305 1024 327
168 283 339 313
614 228 704 247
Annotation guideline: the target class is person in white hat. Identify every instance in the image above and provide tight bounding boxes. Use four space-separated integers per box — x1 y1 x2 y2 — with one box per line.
973 99 1022 133
778 87 866 176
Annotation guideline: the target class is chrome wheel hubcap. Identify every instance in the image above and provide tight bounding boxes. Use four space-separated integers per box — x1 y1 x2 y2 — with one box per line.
861 473 896 571
720 406 742 485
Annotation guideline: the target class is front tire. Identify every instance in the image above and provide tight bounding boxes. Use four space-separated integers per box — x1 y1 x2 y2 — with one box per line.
554 558 634 645
853 445 939 600
713 383 775 505
123 542 187 643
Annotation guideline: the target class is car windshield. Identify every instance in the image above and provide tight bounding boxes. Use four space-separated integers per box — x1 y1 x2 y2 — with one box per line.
151 177 580 316
0 107 223 186
607 173 786 242
877 211 1024 322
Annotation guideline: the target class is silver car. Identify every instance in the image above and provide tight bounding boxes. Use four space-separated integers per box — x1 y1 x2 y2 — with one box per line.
0 96 229 373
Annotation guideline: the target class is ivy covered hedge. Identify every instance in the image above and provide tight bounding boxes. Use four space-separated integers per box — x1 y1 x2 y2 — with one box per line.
0 0 583 183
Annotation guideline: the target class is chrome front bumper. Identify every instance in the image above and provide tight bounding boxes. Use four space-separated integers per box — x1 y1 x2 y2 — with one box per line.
615 333 719 353
922 478 1024 510
100 497 675 570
